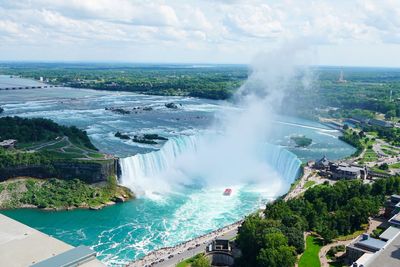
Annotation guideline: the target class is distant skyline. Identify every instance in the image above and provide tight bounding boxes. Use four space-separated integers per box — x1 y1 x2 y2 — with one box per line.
1 0 400 67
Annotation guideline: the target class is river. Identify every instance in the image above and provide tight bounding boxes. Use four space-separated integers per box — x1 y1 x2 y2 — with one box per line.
0 76 355 266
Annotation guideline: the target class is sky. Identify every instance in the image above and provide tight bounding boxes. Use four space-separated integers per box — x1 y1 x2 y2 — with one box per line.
0 0 400 67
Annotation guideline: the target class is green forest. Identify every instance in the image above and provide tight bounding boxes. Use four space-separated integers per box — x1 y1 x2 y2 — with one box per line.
0 116 96 150
236 177 400 267
0 117 99 168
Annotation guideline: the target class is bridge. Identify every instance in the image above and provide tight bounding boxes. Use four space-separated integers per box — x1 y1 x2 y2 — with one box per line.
0 85 58 90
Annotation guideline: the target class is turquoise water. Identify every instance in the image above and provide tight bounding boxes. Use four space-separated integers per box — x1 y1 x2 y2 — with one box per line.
0 79 355 266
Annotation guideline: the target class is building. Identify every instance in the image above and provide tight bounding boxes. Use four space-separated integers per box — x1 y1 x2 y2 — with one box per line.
330 163 368 180
206 238 234 267
385 195 400 217
366 229 400 267
0 214 105 267
0 139 17 149
348 228 400 267
346 234 387 264
315 155 331 170
388 212 400 227
348 195 400 267
314 157 368 180
208 238 231 252
369 119 393 128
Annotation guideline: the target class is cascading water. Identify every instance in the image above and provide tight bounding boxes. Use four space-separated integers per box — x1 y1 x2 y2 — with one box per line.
119 135 200 195
119 134 301 197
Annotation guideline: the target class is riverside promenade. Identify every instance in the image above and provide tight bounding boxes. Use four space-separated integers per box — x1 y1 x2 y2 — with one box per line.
128 220 242 267
0 214 105 267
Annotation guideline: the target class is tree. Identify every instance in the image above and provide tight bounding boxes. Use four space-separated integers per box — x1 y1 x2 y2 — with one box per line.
379 163 389 170
343 124 349 130
281 226 305 253
385 109 396 119
257 244 296 267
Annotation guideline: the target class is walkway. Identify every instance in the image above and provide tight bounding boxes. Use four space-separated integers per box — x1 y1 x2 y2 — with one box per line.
129 222 240 267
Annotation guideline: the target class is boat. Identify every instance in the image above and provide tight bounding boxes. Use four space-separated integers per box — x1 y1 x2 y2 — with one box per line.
223 188 232 196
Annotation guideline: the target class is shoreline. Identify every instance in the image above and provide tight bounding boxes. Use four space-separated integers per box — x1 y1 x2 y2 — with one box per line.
127 219 243 267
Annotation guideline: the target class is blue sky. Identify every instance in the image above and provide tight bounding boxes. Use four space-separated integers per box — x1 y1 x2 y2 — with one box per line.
0 0 400 67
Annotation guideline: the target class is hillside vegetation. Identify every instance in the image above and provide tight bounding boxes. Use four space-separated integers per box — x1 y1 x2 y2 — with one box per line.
0 116 96 150
236 177 400 267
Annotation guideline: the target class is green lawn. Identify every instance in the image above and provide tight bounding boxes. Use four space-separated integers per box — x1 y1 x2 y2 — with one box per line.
335 225 367 241
366 132 378 137
175 253 202 267
304 180 316 189
390 162 400 169
298 236 322 267
362 148 378 162
369 167 389 175
382 148 398 156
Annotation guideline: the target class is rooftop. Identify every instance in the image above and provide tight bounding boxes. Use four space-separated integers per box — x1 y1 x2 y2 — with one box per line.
367 230 400 267
389 213 400 227
379 226 400 241
356 236 386 251
337 165 363 173
0 214 105 267
391 194 400 202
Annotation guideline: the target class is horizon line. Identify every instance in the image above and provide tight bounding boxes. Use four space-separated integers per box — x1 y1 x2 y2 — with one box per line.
0 60 400 69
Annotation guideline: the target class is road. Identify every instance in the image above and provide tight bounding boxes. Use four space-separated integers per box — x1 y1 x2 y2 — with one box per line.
128 223 239 267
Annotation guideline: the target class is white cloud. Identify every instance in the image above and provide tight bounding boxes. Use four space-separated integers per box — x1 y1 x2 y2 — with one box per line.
0 0 399 65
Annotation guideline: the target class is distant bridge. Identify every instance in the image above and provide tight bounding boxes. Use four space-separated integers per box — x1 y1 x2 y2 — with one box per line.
0 85 58 90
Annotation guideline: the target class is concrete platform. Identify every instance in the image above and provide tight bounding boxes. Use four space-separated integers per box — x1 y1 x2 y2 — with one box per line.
0 214 105 267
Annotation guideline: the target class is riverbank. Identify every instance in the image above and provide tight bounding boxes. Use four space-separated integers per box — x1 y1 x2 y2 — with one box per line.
0 177 133 210
128 220 242 267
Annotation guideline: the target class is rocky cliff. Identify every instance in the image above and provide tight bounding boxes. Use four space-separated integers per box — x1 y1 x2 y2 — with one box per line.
0 159 118 183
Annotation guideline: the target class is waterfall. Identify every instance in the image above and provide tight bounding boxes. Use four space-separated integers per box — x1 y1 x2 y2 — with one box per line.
119 135 301 196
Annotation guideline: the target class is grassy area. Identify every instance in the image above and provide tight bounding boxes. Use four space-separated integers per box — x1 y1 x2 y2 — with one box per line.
366 132 378 137
335 225 367 241
382 148 398 156
390 162 400 169
38 139 69 150
362 148 378 162
382 144 399 150
88 152 105 159
175 253 203 267
304 180 316 189
369 167 390 174
0 176 133 209
289 177 302 191
298 236 322 267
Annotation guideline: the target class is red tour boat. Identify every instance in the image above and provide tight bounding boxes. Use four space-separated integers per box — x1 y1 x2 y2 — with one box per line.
223 188 232 196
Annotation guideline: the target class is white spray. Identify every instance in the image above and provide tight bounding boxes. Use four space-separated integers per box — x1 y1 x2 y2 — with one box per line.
120 42 313 197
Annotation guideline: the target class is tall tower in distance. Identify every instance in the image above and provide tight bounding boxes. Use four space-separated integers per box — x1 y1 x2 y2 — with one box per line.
337 69 347 83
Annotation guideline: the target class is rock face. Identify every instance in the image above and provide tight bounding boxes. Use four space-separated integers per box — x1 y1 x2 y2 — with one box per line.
0 159 118 183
